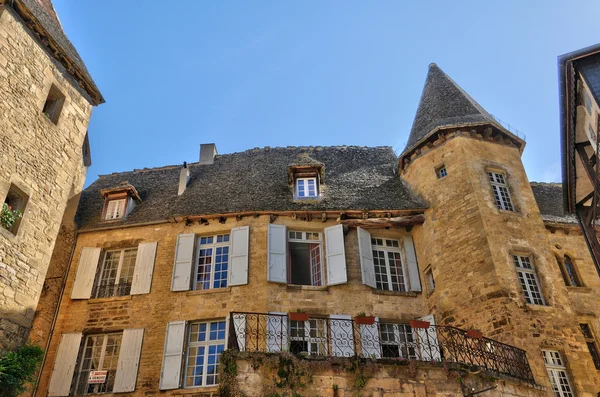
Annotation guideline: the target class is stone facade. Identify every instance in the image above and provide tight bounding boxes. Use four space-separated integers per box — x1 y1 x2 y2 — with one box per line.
0 3 98 351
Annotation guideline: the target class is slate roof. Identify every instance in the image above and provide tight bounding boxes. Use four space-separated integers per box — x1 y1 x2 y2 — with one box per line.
76 146 427 230
14 0 103 104
404 64 502 153
530 182 577 224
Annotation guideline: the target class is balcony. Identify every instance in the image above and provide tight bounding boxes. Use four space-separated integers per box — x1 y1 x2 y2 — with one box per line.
227 312 535 384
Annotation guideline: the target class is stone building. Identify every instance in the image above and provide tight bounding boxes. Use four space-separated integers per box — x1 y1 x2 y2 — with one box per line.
0 0 102 351
30 65 600 397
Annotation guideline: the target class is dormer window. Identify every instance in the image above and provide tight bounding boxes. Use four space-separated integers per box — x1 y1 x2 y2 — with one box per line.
296 177 318 198
289 160 323 200
100 183 141 221
105 198 127 220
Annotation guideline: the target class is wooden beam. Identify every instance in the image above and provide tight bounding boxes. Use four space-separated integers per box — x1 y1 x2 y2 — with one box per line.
576 142 598 184
340 214 425 228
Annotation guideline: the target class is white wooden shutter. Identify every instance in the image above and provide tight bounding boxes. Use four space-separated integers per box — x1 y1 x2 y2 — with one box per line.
267 224 287 283
229 226 250 286
360 317 381 359
171 234 195 291
231 313 247 351
330 314 354 357
159 321 186 390
404 235 422 292
357 228 376 288
324 225 347 285
71 247 101 299
113 328 144 392
131 242 157 295
48 332 83 396
266 312 288 352
416 314 441 361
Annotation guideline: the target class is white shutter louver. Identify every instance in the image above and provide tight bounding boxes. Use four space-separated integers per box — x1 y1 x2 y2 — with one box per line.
113 328 145 392
131 242 158 295
416 314 441 361
360 317 381 359
171 234 195 291
71 247 101 299
159 321 186 390
357 228 376 288
266 312 288 352
229 226 250 286
404 235 422 292
330 314 354 357
267 224 287 283
48 332 83 396
324 225 347 286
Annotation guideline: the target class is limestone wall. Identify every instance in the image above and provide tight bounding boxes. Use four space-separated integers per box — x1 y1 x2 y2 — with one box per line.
0 6 92 350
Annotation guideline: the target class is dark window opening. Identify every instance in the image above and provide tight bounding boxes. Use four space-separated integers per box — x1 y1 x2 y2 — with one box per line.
2 184 28 234
580 324 600 370
42 84 65 125
436 165 447 179
557 255 582 287
82 131 92 166
288 231 322 286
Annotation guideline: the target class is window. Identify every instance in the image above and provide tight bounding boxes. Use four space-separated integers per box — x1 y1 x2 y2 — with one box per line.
542 350 574 397
513 255 544 305
288 231 323 286
425 269 435 294
2 184 28 233
580 324 600 370
289 318 328 355
74 333 122 395
92 248 137 298
371 238 407 292
435 165 447 179
194 234 230 290
42 84 65 124
83 131 92 167
184 320 226 387
104 199 127 220
488 171 514 211
584 90 593 115
557 255 582 287
380 323 417 359
295 177 318 198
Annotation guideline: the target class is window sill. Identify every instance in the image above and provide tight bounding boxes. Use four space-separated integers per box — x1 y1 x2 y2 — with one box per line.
87 295 132 304
0 225 17 240
173 386 218 395
497 209 522 217
566 286 592 293
187 287 232 296
524 303 553 312
371 289 419 297
286 284 328 292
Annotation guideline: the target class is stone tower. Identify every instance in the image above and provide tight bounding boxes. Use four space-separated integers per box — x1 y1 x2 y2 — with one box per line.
0 0 103 350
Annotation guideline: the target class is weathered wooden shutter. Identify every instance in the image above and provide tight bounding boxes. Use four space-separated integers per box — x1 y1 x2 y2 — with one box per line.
159 321 186 390
71 247 101 299
171 234 195 291
113 328 144 392
404 235 422 292
266 312 288 352
324 225 347 286
229 226 250 286
360 317 381 359
416 314 441 361
329 314 354 357
267 224 287 283
357 228 376 288
231 313 247 351
131 242 158 295
48 332 83 396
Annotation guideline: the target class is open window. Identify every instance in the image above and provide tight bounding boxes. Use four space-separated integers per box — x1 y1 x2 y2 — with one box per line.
2 184 28 234
42 84 65 125
288 231 323 286
100 183 142 221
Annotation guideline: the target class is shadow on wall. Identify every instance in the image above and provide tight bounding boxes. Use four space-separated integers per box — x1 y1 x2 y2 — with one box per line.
0 308 38 354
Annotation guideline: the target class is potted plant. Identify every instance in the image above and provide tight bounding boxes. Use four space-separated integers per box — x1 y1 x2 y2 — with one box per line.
354 312 376 325
288 310 310 322
466 329 483 339
409 319 431 329
1 203 22 230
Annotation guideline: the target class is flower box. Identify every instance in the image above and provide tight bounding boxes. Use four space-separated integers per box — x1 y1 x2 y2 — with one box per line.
354 316 376 325
288 312 310 322
466 329 483 339
409 320 431 329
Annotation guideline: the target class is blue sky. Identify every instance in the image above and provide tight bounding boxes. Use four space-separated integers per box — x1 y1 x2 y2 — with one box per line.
53 0 600 186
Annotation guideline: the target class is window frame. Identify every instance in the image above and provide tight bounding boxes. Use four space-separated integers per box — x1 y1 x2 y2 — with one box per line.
73 332 123 395
379 322 417 359
289 318 329 356
425 268 435 294
295 177 319 199
193 234 231 291
2 184 28 234
580 323 600 370
93 248 138 299
184 319 226 388
287 230 324 286
435 165 447 179
42 84 66 125
370 237 408 292
542 350 574 397
104 198 127 220
487 170 515 212
512 254 545 305
556 255 583 287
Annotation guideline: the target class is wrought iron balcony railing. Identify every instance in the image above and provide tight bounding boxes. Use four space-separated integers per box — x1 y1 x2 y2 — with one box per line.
91 282 131 299
228 312 535 384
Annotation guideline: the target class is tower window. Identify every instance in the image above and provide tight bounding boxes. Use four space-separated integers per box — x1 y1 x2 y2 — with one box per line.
580 324 600 370
556 255 582 287
542 350 574 397
513 254 544 305
488 171 514 211
42 84 66 125
2 184 28 234
435 165 447 179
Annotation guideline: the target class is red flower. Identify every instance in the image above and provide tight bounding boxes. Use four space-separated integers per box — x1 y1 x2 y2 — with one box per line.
7 206 11 210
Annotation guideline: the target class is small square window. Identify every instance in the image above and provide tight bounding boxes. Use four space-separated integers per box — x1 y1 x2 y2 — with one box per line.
2 184 28 234
296 177 319 198
42 84 65 125
104 199 127 220
436 166 447 179
425 269 435 294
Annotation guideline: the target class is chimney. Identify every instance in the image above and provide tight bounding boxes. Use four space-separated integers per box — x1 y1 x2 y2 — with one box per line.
199 143 218 165
178 162 190 196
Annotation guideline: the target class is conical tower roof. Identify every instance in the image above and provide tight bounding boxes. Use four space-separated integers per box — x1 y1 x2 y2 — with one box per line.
404 63 498 152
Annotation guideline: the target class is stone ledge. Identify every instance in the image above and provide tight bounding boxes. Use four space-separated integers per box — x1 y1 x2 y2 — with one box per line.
371 289 419 297
566 286 593 293
87 295 132 304
187 287 232 296
286 284 329 292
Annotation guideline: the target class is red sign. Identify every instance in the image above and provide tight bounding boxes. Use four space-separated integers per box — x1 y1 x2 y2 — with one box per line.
88 370 107 384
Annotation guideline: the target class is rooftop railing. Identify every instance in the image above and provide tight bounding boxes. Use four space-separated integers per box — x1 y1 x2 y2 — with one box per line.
228 312 535 384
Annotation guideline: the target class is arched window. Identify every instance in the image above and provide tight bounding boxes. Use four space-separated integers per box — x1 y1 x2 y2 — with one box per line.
557 255 582 287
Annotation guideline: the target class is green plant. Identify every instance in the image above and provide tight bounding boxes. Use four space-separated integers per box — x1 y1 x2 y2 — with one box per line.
0 344 44 397
332 384 338 390
0 203 22 230
356 312 366 317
